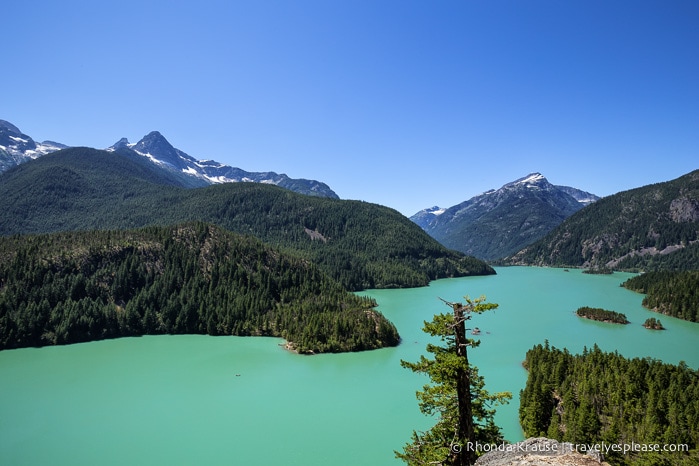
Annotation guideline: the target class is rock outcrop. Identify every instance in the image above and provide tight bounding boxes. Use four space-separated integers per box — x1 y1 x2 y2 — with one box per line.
475 437 610 466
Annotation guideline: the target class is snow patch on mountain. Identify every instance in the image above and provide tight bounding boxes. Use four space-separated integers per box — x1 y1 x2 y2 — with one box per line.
1 120 69 172
515 172 546 186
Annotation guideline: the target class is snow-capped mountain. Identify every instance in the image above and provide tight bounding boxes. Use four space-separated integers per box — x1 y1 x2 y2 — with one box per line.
107 131 339 199
0 120 67 172
410 173 600 261
410 206 446 229
108 131 338 198
555 184 599 206
0 119 338 199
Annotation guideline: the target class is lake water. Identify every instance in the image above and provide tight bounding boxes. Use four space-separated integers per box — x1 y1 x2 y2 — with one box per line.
2 267 698 465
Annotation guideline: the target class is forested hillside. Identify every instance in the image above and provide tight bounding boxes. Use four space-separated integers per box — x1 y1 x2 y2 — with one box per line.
0 222 399 353
0 147 494 290
520 343 699 465
622 271 699 323
505 170 699 270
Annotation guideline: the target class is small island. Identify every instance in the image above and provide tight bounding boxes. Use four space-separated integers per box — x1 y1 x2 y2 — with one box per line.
643 317 665 330
576 306 629 324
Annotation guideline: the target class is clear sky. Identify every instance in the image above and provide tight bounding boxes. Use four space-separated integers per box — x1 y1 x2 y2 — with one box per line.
4 0 698 216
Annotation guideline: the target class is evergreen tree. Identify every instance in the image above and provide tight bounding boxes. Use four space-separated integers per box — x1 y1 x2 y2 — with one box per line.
520 343 699 465
0 222 400 353
397 296 511 466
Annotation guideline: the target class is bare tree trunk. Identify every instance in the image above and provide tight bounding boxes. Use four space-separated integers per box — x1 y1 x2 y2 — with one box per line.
452 302 475 466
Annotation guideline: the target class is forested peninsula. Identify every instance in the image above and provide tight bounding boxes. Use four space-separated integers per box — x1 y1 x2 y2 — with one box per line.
622 271 699 323
0 222 399 353
520 343 699 465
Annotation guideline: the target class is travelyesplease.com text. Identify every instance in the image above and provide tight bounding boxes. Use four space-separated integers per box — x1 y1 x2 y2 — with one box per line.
453 441 689 456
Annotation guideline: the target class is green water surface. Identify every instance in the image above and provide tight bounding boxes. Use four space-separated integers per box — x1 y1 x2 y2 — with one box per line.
1 267 698 465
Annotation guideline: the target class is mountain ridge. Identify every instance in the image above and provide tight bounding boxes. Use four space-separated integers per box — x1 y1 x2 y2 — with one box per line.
0 119 337 198
108 131 339 198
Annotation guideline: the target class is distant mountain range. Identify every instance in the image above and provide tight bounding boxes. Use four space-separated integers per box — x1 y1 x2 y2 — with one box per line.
0 119 337 198
504 169 699 270
411 173 600 261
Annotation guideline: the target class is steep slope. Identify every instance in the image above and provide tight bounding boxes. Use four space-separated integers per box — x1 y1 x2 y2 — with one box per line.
505 169 699 269
0 222 399 353
109 131 339 198
0 147 494 290
411 173 599 261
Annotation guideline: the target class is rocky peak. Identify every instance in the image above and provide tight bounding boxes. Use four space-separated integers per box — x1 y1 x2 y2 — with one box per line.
410 206 446 229
0 120 38 152
0 119 22 135
129 131 197 170
132 131 174 156
503 172 551 190
108 137 131 151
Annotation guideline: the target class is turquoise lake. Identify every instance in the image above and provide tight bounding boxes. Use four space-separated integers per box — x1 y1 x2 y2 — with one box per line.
2 267 698 465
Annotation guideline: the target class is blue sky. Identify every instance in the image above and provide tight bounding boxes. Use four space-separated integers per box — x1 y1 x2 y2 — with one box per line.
4 0 698 215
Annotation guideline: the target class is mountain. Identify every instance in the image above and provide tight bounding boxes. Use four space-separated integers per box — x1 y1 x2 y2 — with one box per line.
504 169 699 270
109 131 339 198
411 173 600 261
555 185 599 206
0 147 494 290
410 206 447 229
0 119 337 198
0 119 67 172
0 222 399 353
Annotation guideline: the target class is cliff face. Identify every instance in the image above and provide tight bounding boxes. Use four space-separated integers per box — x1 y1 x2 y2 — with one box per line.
475 438 610 466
